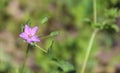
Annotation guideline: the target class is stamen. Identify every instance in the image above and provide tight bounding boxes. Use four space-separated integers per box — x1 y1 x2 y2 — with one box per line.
28 34 32 38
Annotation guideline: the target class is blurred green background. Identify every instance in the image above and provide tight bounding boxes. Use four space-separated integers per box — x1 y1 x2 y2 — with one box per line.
0 0 120 73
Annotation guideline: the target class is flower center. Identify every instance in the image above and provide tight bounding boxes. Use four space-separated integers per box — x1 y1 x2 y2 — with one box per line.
28 34 32 38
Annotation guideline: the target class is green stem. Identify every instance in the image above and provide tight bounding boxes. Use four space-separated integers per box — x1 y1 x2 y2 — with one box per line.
40 35 54 39
20 44 30 73
34 44 47 53
93 0 97 24
81 30 98 73
81 0 97 73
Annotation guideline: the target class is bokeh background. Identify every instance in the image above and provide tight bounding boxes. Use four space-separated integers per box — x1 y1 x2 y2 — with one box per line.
0 0 120 73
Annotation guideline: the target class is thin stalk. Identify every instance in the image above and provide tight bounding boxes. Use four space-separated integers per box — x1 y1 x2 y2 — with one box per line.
40 35 54 39
81 0 97 73
20 44 30 73
93 0 97 24
34 44 47 53
81 30 98 73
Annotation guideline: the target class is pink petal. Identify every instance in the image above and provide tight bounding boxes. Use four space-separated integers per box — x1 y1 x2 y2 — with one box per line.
19 32 28 40
31 26 38 35
26 39 32 43
24 25 32 34
31 36 40 42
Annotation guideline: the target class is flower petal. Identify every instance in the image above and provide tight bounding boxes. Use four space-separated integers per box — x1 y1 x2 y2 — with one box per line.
19 25 40 44
31 26 38 35
26 39 32 43
19 32 28 40
31 36 40 42
24 25 32 34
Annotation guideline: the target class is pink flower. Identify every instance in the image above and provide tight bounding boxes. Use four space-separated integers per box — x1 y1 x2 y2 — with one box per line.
19 25 40 43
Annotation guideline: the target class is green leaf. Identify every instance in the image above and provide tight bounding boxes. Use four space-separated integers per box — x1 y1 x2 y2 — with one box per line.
111 24 119 32
92 23 103 29
50 31 60 37
40 31 59 39
46 40 54 59
25 19 32 25
40 17 48 24
54 60 75 72
20 24 24 32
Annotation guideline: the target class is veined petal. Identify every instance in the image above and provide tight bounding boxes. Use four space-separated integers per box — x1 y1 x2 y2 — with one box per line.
26 39 32 44
24 25 32 34
31 26 38 35
19 32 28 40
31 36 40 42
19 25 40 44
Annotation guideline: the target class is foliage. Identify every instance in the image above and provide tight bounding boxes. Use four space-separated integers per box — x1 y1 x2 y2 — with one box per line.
0 0 120 73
